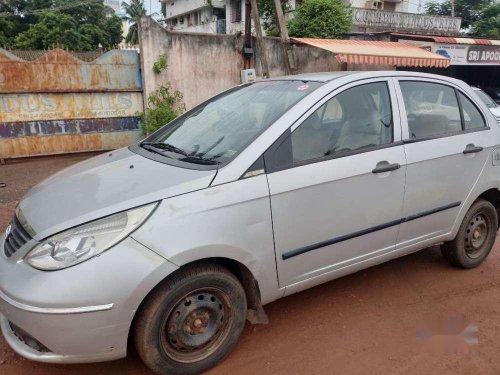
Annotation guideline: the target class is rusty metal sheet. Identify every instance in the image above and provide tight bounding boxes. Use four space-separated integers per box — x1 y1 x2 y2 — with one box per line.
0 92 143 123
0 48 142 93
0 131 141 158
0 47 144 158
0 117 140 138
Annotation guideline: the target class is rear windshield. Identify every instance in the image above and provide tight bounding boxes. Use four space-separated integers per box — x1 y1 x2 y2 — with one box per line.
141 80 322 165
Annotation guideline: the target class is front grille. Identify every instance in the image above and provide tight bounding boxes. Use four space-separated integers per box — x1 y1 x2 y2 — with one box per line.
3 215 32 258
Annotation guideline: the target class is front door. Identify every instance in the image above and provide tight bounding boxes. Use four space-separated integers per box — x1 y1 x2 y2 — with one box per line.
265 79 407 288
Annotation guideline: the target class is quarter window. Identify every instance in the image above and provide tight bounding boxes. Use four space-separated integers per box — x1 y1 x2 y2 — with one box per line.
290 82 393 163
459 92 486 130
400 81 461 139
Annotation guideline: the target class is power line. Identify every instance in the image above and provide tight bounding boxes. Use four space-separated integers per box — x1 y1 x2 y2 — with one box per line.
0 0 105 18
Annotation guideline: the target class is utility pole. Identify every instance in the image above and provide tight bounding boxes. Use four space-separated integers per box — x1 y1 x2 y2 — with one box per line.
249 0 270 78
273 0 296 74
244 0 253 70
451 0 455 17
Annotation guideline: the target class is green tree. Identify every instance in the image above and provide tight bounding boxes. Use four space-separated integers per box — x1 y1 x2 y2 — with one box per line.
14 12 85 50
122 0 146 45
425 0 493 29
140 85 186 135
1 0 122 51
257 0 291 37
0 0 51 46
287 0 351 39
470 2 500 38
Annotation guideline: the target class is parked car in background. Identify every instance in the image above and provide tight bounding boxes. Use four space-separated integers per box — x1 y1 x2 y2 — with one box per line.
473 87 500 125
1 72 500 375
482 87 500 105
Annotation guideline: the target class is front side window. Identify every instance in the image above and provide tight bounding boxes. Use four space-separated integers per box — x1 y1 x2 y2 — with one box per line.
290 82 393 163
400 81 461 139
459 92 487 130
142 81 322 165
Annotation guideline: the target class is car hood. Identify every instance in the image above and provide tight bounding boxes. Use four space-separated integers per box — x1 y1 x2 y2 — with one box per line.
18 148 217 240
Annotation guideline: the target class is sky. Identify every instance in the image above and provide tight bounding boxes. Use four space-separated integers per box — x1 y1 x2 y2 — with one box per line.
145 0 162 16
115 0 162 17
408 0 447 14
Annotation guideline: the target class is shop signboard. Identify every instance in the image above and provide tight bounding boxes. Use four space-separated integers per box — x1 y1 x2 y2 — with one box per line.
432 44 500 66
352 8 461 34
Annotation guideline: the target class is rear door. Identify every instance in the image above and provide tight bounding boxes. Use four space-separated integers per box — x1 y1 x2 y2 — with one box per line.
265 78 407 288
394 78 494 248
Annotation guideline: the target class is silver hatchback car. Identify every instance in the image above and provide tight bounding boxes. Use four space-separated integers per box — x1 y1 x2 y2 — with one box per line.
1 71 500 374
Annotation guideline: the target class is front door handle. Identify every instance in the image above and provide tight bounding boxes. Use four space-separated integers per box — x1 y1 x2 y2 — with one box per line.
372 161 400 174
463 144 483 154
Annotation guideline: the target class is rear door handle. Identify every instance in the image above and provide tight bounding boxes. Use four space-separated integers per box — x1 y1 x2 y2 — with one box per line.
372 161 400 174
463 144 483 154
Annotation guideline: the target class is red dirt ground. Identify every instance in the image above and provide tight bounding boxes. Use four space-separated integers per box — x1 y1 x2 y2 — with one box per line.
2 154 500 374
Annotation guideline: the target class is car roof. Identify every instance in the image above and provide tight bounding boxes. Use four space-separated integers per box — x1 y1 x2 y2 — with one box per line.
268 71 466 85
269 71 357 82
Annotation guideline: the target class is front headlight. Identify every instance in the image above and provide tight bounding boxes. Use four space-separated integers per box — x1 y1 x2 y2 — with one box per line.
25 203 157 270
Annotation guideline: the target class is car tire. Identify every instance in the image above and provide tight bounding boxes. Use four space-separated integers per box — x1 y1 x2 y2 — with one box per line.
134 263 247 375
441 199 498 269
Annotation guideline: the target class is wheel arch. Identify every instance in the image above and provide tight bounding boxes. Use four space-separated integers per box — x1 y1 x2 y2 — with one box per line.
451 187 500 238
128 256 266 351
476 188 500 224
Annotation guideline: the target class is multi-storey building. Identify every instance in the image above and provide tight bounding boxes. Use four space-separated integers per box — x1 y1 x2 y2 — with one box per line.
160 0 410 35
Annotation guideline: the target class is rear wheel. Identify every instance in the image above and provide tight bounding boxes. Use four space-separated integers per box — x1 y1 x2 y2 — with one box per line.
134 263 247 375
441 199 498 268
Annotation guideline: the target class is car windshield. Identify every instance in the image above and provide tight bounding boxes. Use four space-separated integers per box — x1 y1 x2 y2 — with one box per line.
475 89 497 108
141 80 322 165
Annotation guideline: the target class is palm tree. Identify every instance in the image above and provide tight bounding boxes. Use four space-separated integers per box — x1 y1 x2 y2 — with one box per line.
122 0 147 45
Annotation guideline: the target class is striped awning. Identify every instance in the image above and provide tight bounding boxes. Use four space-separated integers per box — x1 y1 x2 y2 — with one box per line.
391 33 500 46
292 38 450 68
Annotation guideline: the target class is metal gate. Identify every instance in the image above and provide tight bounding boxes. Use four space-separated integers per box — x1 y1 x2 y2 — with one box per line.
0 48 143 159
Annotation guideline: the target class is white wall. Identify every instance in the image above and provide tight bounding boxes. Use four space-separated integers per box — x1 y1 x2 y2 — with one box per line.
165 0 225 19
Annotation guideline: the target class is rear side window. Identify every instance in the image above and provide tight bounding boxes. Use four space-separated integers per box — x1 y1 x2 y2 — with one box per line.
400 81 461 139
459 92 486 130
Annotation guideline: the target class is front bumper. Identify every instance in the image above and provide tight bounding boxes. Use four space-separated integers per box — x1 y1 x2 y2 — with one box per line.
0 236 178 363
0 314 124 363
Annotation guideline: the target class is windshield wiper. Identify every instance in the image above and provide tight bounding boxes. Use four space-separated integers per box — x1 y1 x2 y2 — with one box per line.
140 143 172 158
180 155 220 165
141 142 188 156
141 142 220 165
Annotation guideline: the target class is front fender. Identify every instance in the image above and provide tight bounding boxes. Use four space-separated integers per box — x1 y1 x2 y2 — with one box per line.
131 175 282 305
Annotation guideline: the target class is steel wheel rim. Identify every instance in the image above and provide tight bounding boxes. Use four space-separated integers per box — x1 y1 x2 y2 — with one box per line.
465 213 490 259
160 287 232 363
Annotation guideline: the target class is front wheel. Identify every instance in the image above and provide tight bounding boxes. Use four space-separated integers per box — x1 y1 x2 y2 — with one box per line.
441 199 498 268
134 263 247 375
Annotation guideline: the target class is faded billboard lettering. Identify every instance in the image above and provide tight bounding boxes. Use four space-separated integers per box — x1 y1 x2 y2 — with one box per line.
0 92 143 123
0 48 143 158
352 8 462 34
0 117 140 138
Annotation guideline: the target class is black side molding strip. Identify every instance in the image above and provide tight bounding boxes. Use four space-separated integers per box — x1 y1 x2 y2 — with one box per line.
282 201 461 260
403 201 461 223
